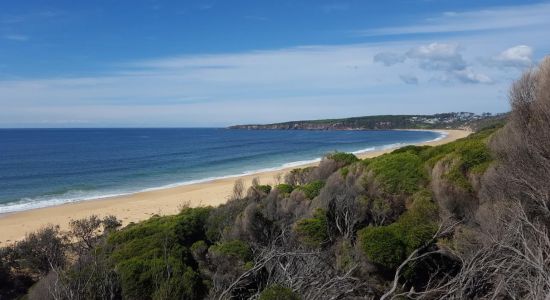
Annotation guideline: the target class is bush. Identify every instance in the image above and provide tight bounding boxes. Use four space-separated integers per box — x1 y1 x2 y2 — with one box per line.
444 139 492 190
392 145 431 156
297 180 325 199
327 152 359 166
367 152 426 194
340 166 350 178
10 225 66 276
295 209 329 247
358 191 438 269
206 198 248 242
209 240 252 262
419 128 495 191
175 207 212 245
358 226 405 269
107 208 210 299
0 247 34 299
256 184 272 194
285 167 315 185
397 193 438 242
259 284 301 300
275 183 294 194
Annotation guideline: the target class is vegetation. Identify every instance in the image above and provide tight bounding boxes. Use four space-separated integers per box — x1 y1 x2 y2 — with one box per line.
274 183 294 194
358 225 405 269
230 112 507 131
326 152 359 166
359 190 438 269
2 58 550 299
0 125 503 299
209 240 252 261
365 151 427 194
259 285 300 300
295 209 329 247
107 208 210 299
255 184 272 195
296 180 325 199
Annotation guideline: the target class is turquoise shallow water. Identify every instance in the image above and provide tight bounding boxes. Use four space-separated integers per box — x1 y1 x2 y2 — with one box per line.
0 128 442 213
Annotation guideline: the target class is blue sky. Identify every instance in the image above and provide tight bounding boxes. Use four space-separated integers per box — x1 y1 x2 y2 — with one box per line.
1 0 549 127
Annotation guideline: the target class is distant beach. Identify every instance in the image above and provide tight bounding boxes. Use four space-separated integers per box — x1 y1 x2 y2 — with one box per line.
0 129 470 245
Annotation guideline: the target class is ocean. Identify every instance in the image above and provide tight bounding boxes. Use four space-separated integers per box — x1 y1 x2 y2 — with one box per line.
0 128 442 213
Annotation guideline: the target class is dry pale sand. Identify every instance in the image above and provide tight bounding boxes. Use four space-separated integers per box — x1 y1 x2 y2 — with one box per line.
0 129 471 246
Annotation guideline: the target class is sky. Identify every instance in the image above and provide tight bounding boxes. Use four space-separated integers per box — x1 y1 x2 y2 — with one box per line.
0 0 549 127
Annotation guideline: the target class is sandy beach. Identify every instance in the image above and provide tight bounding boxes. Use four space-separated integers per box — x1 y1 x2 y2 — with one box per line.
0 129 470 245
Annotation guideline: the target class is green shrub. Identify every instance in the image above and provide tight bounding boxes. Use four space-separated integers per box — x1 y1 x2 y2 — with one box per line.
275 183 294 194
397 191 438 251
367 152 427 194
152 267 202 300
106 208 211 299
205 198 248 242
417 128 496 191
358 226 405 269
421 133 493 190
340 166 350 178
297 180 325 199
256 184 272 194
455 139 492 171
209 240 252 261
327 152 359 166
175 207 212 245
358 191 438 269
295 209 328 247
391 145 430 156
259 285 301 300
190 240 208 254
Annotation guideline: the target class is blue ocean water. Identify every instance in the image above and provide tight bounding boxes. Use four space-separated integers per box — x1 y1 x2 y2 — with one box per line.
0 128 442 213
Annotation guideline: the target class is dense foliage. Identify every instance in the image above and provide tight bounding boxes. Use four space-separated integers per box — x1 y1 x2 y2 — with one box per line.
296 180 325 199
106 208 211 299
365 151 427 194
359 190 438 269
295 209 329 247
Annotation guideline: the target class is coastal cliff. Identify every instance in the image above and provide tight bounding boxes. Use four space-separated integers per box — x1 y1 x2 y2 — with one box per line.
229 112 506 131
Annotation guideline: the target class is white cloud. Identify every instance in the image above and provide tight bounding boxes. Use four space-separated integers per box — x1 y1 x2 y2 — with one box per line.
0 38 509 127
3 3 549 126
452 68 493 84
374 42 492 85
3 34 29 41
1 10 63 24
493 45 533 68
355 2 550 36
406 43 466 71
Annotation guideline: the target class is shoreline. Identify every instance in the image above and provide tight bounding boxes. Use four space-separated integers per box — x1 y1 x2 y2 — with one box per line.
0 129 470 245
